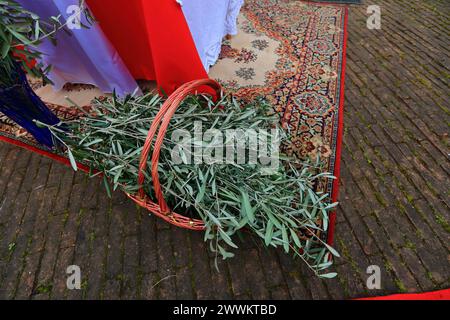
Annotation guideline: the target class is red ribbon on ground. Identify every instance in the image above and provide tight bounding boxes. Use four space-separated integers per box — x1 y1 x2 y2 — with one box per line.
358 288 450 300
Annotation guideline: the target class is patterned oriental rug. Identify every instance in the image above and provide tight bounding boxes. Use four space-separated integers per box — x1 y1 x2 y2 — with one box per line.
307 0 361 4
211 0 348 243
0 0 348 244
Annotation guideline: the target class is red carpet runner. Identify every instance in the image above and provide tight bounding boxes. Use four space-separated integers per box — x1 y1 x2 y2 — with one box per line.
359 288 450 300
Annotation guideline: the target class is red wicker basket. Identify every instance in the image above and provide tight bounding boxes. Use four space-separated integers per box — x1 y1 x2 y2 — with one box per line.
126 78 222 231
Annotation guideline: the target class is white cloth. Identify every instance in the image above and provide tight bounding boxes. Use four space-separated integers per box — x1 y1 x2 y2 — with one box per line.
179 0 244 72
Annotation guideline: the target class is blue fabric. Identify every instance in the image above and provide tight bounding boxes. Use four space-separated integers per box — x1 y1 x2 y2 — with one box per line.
0 64 60 147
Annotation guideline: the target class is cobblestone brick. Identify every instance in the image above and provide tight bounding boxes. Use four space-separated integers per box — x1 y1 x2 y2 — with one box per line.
0 0 449 299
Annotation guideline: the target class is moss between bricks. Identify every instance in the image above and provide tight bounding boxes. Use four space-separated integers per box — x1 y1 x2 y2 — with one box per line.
35 283 53 294
435 214 450 233
394 279 407 293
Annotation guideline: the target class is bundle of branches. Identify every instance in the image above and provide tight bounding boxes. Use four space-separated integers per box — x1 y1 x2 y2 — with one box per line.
44 92 339 278
0 0 93 86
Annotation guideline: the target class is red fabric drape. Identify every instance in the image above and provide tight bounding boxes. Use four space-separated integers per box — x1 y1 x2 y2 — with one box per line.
86 0 209 95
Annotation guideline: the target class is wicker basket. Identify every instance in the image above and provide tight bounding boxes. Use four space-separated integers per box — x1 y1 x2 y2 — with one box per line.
126 79 222 230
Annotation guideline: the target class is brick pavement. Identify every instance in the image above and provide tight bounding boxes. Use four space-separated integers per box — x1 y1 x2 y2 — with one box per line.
0 0 449 299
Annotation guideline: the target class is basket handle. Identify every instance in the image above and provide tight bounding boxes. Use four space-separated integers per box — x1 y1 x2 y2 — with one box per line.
136 80 192 198
137 79 222 213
